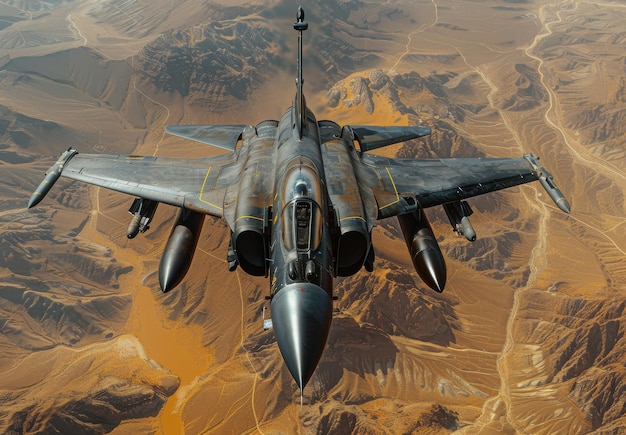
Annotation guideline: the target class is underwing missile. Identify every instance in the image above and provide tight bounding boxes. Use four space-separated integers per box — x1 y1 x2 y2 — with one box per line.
28 148 78 208
126 198 159 238
524 154 571 214
538 175 571 214
443 201 477 242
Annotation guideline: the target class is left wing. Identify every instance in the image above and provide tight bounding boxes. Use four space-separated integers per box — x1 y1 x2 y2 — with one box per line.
360 153 569 219
28 148 240 218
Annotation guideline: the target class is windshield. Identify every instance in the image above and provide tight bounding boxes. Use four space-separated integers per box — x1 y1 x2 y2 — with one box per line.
280 165 322 252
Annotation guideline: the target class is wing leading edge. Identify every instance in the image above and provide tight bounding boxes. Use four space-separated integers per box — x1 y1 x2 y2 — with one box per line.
165 125 245 151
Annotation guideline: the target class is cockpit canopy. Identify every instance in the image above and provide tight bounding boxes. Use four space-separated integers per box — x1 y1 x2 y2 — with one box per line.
281 163 323 253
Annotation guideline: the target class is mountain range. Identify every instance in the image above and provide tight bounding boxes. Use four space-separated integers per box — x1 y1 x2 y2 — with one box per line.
1 0 625 433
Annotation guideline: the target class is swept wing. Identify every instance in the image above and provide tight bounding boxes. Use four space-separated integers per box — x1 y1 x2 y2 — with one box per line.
361 153 567 219
30 149 239 218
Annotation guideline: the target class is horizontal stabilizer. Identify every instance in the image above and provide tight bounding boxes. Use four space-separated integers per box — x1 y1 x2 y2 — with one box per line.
166 125 245 151
352 126 431 152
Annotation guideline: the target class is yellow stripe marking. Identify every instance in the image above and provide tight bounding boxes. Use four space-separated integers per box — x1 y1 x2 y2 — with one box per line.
235 215 264 222
339 216 367 222
198 166 223 211
378 167 400 210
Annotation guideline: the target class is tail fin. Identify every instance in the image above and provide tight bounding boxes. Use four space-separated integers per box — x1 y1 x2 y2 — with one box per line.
293 6 308 140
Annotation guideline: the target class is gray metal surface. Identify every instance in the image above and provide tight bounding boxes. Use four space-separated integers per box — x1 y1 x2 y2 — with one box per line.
270 283 333 389
352 125 431 151
360 155 540 218
165 125 245 151
60 152 238 217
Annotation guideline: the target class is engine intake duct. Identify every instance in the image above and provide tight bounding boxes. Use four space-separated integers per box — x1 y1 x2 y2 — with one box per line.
232 208 271 277
398 209 446 293
335 216 370 277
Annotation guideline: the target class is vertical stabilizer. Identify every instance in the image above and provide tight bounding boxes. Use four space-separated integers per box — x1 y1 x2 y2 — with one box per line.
294 6 308 140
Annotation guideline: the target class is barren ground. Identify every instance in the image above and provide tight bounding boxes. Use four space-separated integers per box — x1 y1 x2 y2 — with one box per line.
1 0 625 433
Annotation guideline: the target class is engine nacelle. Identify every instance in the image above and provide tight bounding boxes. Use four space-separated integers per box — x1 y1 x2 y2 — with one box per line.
158 209 205 292
443 201 476 242
335 213 370 276
126 198 159 238
320 133 373 277
397 209 447 292
232 208 271 277
223 124 275 277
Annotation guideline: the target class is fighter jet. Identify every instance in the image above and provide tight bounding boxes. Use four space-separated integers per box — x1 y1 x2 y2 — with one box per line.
28 7 570 394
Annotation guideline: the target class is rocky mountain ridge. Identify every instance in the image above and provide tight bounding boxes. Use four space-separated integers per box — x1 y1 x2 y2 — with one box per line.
136 19 277 104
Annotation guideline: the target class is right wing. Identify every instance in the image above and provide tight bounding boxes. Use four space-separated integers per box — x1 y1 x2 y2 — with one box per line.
359 153 569 219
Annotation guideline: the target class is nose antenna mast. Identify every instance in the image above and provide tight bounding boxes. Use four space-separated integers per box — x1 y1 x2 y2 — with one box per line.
294 6 308 140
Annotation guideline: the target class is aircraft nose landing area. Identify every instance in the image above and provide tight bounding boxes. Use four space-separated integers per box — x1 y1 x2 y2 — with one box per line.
270 283 333 391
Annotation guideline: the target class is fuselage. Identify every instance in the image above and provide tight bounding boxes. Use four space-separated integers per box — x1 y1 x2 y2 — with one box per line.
268 104 335 390
270 107 333 297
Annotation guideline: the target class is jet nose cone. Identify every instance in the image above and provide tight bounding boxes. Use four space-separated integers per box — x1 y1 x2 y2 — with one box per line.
270 283 333 390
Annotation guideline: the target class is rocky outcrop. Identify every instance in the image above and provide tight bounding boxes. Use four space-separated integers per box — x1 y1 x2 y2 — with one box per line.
135 20 276 104
326 69 484 158
515 291 626 431
0 208 132 351
326 70 421 118
501 63 545 111
407 404 460 433
0 337 179 435
443 230 529 285
3 48 132 111
315 408 383 435
337 263 457 345
0 103 81 156
1 287 131 349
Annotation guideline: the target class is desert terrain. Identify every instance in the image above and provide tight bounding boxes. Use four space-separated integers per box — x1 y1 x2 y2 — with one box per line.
0 0 625 433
